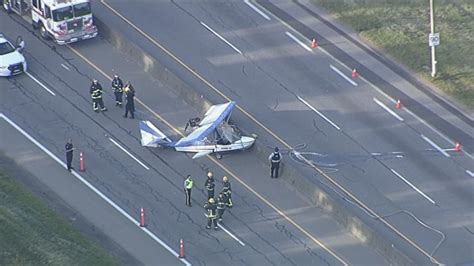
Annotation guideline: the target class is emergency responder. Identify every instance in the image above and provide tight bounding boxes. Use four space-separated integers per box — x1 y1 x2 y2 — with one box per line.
65 139 75 172
204 171 215 200
268 147 282 178
184 175 193 207
111 74 124 106
217 193 226 223
184 117 201 131
123 81 135 119
90 79 107 112
204 197 218 230
221 176 233 208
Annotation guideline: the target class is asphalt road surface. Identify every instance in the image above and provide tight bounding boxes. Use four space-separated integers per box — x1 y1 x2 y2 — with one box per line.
2 0 473 265
1 9 387 266
92 0 473 264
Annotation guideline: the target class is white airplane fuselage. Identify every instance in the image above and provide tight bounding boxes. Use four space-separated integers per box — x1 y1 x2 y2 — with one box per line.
175 136 255 154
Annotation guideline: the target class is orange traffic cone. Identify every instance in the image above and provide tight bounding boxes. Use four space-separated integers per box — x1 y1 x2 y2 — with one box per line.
140 207 146 227
395 100 401 109
454 142 461 152
310 38 318 49
351 68 358 78
79 151 85 172
179 239 185 258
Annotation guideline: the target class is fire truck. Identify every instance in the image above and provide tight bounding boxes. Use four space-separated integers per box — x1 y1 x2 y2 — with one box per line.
3 0 98 45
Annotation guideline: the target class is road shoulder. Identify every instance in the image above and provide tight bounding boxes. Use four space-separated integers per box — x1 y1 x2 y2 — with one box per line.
0 117 182 266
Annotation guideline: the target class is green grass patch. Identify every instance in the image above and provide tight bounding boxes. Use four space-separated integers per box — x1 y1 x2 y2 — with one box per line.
313 0 474 109
0 171 119 266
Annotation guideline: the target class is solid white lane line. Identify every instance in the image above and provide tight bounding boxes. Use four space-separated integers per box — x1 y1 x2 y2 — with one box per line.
0 113 189 266
285 31 312 52
109 138 150 170
390 169 436 205
25 72 56 96
202 214 245 246
466 170 474 178
200 21 242 55
373 97 404 122
61 63 71 71
297 95 341 131
329 65 358 87
244 0 270 20
421 135 450 158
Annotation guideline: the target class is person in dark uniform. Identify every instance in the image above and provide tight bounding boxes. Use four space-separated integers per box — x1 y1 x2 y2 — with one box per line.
123 81 135 119
217 193 226 223
184 117 201 131
111 74 124 106
268 147 282 178
221 176 233 208
204 198 218 230
204 171 215 200
184 175 193 207
65 139 75 171
90 79 107 112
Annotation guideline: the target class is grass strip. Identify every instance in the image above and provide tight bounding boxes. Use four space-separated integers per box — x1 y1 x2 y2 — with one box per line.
0 170 119 266
313 0 474 110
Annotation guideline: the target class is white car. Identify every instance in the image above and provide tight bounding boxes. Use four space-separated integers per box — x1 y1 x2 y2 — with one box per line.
0 34 27 76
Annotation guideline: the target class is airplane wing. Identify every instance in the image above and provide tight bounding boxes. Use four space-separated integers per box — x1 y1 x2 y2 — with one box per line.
175 101 236 147
192 150 213 159
199 101 236 126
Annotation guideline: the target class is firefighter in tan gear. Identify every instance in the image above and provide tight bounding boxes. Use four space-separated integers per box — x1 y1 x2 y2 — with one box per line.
90 79 107 112
217 193 226 223
111 74 124 106
204 198 218 230
205 171 215 200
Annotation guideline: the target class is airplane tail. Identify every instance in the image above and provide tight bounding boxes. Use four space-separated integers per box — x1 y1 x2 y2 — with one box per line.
139 121 172 147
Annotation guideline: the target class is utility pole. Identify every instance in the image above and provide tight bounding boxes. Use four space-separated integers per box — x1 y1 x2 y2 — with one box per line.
429 0 437 77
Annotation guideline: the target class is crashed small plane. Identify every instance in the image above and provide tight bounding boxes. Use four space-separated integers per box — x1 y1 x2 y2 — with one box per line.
139 101 256 159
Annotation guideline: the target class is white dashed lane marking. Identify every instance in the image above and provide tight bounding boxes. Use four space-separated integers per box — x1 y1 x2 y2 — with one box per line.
244 0 271 20
26 72 56 96
109 137 150 170
297 95 341 131
330 64 358 87
373 97 404 122
391 169 436 205
285 31 312 52
200 21 242 55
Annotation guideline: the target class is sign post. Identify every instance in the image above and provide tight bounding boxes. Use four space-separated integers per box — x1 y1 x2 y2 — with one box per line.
429 0 438 77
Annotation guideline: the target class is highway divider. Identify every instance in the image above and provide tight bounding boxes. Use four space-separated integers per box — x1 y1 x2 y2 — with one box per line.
95 17 414 265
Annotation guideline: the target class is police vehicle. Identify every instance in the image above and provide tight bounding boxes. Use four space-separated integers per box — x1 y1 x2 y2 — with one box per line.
0 34 27 77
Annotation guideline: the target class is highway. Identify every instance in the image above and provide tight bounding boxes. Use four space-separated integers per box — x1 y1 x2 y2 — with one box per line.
2 0 473 265
94 0 474 264
1 9 386 266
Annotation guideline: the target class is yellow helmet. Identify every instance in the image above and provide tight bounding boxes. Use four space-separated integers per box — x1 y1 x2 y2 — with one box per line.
207 171 213 177
223 176 228 182
208 198 215 203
